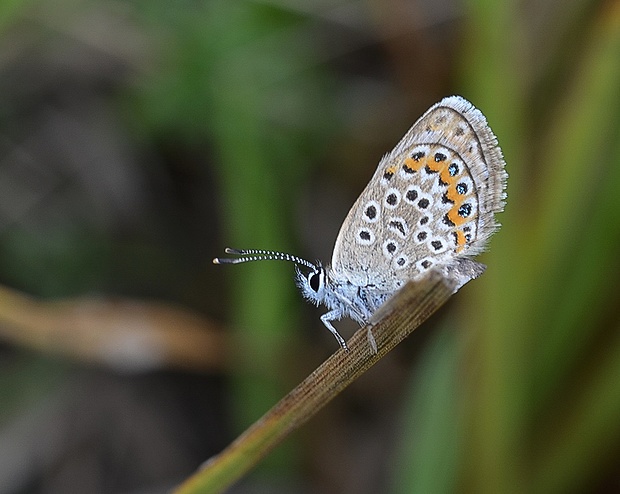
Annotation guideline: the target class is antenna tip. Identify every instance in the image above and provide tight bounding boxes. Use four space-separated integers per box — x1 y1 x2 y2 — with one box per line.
213 257 239 265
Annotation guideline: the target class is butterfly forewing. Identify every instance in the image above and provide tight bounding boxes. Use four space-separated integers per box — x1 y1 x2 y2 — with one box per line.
330 96 507 290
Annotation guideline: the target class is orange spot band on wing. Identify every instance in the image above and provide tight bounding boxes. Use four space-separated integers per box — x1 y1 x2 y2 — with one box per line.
447 206 470 227
426 159 445 173
404 157 424 172
440 167 457 185
455 230 467 252
445 183 462 203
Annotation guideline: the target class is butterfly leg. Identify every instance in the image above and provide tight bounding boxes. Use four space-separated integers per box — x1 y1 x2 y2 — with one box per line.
320 311 349 351
323 313 375 354
366 326 378 354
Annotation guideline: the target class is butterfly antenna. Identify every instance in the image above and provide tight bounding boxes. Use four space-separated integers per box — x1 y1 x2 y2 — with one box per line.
213 248 318 270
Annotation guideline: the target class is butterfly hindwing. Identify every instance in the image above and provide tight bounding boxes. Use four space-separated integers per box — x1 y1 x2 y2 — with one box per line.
330 96 507 290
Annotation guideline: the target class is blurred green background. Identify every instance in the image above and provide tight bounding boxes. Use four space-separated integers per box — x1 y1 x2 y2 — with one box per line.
0 0 619 493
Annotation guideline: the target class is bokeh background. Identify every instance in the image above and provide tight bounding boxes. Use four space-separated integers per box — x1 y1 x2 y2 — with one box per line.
1 0 619 493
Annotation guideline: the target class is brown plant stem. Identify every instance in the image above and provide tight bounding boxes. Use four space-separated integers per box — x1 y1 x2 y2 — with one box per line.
174 271 457 494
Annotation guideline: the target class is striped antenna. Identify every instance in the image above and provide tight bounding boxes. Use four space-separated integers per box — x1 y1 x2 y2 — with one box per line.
213 248 318 270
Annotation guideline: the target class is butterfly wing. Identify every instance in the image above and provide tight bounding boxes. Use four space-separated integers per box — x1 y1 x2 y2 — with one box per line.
330 96 507 290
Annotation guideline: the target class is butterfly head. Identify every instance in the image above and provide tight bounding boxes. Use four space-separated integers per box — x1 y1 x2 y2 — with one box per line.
295 262 331 307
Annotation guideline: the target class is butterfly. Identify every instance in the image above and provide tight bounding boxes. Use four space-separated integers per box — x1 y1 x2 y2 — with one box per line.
214 96 507 351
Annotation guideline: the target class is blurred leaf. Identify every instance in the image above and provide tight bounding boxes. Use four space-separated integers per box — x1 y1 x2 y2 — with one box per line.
459 0 529 492
391 325 461 494
529 0 620 405
532 321 620 494
129 0 337 475
0 0 29 34
0 284 228 372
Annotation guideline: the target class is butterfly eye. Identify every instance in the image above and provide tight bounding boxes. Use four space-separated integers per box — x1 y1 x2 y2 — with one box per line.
309 270 322 292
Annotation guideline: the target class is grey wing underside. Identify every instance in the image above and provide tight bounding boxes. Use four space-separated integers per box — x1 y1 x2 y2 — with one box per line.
330 96 507 289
